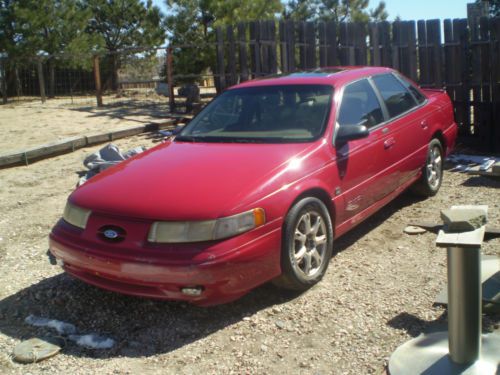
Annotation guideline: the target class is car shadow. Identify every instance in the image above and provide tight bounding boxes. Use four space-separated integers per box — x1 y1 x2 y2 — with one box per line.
461 175 500 188
0 272 301 359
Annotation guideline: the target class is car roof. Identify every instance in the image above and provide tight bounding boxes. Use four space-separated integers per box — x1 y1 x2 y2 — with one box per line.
229 66 395 89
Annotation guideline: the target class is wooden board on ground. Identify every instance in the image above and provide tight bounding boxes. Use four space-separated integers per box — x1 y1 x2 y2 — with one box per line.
0 116 188 169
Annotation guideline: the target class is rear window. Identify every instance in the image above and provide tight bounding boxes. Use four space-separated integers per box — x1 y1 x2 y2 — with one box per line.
372 74 417 118
396 74 426 104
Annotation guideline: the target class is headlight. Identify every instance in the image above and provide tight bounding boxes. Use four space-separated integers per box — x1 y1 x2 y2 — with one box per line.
63 201 91 229
148 208 266 243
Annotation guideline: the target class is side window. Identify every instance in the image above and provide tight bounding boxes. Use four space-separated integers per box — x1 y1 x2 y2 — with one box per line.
396 74 426 104
372 74 417 118
337 79 384 129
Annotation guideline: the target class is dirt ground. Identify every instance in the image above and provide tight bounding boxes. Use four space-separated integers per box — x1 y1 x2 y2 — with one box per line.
0 133 499 374
0 98 173 155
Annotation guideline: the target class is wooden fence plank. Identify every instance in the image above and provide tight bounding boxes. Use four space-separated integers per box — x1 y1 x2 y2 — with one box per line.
339 22 347 65
326 21 337 66
407 21 418 81
355 23 367 65
379 21 392 67
298 21 306 69
305 22 316 68
226 25 237 86
490 17 500 152
237 22 249 82
417 20 429 85
260 21 270 74
318 22 327 67
369 22 380 66
268 20 278 74
392 21 401 70
249 21 261 77
479 16 492 150
279 20 288 72
215 27 226 91
427 19 443 87
286 20 296 72
453 18 471 137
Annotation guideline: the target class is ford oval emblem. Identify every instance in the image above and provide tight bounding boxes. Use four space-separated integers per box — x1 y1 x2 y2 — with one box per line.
103 229 119 239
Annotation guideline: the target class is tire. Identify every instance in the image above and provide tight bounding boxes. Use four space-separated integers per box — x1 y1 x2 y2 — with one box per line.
410 138 444 197
273 197 334 291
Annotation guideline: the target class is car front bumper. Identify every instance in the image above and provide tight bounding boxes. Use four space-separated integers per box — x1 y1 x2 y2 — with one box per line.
49 220 282 306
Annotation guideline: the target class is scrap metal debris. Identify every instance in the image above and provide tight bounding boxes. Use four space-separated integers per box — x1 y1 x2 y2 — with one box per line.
68 334 115 350
446 154 500 176
25 315 76 335
406 221 500 240
78 143 147 186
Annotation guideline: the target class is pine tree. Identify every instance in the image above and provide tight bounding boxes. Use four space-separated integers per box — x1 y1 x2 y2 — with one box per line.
8 0 99 97
85 0 165 90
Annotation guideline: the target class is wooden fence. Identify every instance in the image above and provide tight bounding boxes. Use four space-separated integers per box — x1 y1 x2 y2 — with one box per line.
215 18 500 153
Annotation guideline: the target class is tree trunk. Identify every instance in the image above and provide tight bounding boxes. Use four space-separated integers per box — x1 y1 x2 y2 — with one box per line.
14 66 21 97
48 58 55 98
111 53 120 92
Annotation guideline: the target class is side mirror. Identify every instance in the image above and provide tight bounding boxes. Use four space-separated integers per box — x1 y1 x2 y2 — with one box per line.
336 124 369 143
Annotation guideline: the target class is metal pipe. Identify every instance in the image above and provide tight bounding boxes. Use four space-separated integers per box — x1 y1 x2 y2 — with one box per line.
447 245 482 364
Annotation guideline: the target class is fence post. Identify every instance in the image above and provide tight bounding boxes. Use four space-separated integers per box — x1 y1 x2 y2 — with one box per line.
166 47 175 113
93 55 103 107
36 59 46 104
1 59 8 104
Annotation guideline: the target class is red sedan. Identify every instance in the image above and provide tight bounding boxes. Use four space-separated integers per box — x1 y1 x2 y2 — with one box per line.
49 67 457 306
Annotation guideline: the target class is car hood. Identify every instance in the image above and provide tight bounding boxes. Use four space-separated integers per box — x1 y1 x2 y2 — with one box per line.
70 140 325 220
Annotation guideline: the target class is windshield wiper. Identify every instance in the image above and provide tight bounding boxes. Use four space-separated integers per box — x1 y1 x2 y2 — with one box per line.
174 135 199 142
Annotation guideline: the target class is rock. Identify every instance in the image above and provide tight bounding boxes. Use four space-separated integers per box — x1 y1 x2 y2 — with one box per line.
403 225 426 235
275 320 286 330
12 337 63 363
440 208 487 232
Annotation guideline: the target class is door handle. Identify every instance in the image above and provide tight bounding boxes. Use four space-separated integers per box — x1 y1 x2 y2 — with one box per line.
421 120 429 129
384 137 396 149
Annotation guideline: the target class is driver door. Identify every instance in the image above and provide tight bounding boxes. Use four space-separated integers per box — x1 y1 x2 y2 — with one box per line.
334 78 395 223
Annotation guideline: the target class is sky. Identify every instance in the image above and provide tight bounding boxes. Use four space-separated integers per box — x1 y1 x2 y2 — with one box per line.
152 0 471 21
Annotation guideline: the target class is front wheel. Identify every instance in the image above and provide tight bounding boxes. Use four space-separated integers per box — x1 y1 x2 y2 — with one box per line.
410 139 443 196
273 197 334 291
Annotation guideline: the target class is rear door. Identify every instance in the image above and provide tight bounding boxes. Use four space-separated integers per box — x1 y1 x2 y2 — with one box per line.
370 73 429 187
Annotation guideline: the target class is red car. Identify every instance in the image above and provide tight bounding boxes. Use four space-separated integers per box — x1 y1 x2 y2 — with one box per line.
49 67 457 306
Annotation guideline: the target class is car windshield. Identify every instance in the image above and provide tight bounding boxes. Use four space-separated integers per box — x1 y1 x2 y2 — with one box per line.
177 84 333 143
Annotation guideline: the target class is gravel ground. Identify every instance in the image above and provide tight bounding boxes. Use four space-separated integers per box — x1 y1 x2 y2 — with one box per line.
0 135 498 375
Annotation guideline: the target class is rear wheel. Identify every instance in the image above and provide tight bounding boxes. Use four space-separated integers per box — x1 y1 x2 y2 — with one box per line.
411 139 443 196
273 197 334 291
